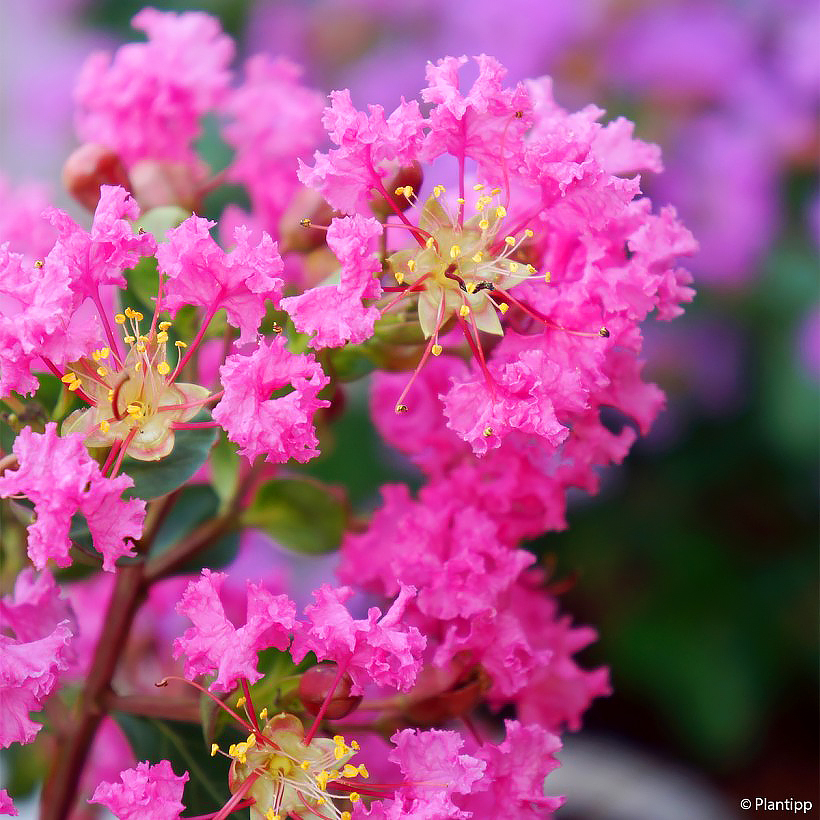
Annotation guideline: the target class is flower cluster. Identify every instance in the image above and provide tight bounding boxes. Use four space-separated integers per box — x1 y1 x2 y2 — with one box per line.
0 8 696 819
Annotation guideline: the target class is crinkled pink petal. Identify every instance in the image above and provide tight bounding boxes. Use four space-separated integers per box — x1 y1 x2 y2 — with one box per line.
212 335 329 464
291 584 426 694
89 760 188 820
457 720 564 817
0 424 145 571
298 91 425 213
157 216 284 344
0 790 17 816
281 214 383 348
0 174 56 260
74 9 233 167
0 569 76 646
0 622 73 747
173 569 296 692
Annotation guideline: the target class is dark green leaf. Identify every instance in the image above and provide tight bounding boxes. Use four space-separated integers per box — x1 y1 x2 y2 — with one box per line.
243 478 345 554
122 421 217 501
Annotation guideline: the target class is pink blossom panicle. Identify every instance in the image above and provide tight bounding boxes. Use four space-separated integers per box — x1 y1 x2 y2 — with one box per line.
89 760 188 820
74 8 234 168
172 569 296 692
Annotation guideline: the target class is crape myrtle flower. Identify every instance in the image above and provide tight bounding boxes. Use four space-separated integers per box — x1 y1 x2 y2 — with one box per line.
295 54 695 459
0 424 145 571
89 760 188 820
0 570 75 748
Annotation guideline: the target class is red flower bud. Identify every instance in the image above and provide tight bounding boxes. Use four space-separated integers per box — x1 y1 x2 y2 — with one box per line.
298 663 362 720
62 144 130 211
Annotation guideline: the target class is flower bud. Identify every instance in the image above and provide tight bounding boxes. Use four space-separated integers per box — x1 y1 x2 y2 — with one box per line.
404 662 490 726
371 162 424 218
61 143 130 211
128 160 200 211
298 663 362 720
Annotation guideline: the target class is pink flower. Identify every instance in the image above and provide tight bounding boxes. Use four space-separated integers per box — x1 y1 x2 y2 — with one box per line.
0 790 17 816
0 621 73 747
89 760 188 820
291 584 426 694
458 720 564 817
0 174 56 260
156 216 284 345
0 424 145 571
298 89 426 213
212 335 329 464
281 214 383 348
173 569 296 692
223 55 324 231
0 569 76 646
74 8 233 168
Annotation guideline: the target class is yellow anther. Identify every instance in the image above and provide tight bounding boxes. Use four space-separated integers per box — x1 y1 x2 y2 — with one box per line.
157 361 171 376
350 740 360 750
300 761 311 771
236 696 246 709
265 811 278 820
97 367 108 377
402 185 414 197
300 217 312 228
472 251 484 263
342 764 359 778
159 321 172 331
394 271 405 285
479 219 490 231
61 373 77 384
491 187 502 195
342 813 352 820
68 381 80 392
526 264 536 274
425 237 435 250
459 305 470 317
107 389 114 401
431 344 443 356
136 343 146 353
483 427 493 437
456 197 465 204
465 282 477 294
499 302 509 314
99 420 110 433
394 186 405 196
473 183 485 191
316 770 330 790
123 335 135 344
395 404 408 414
317 797 326 805
245 734 256 747
134 361 142 371
210 744 219 757
504 236 516 246
126 404 143 417
333 735 345 745
357 764 369 778
259 708 268 721
156 331 169 343
350 793 361 803
433 185 445 197
544 271 552 283
92 350 103 362
133 311 144 321
34 259 44 268
449 245 461 259
508 262 519 273
175 340 187 348
524 229 534 238
114 313 126 324
334 746 346 760
124 307 136 319
407 258 416 272
495 205 507 218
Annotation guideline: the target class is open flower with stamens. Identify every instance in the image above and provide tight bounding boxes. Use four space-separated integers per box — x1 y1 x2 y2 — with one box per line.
296 54 695 457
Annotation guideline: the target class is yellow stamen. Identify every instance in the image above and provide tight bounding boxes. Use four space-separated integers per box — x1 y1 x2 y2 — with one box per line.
114 313 126 324
60 373 77 384
157 362 171 376
394 271 405 285
431 344 443 356
156 331 169 343
99 420 110 433
159 321 172 331
449 245 461 259
210 744 219 757
459 305 470 317
175 340 187 348
504 236 516 246
495 205 507 218
499 302 509 314
433 185 445 198
473 183 485 191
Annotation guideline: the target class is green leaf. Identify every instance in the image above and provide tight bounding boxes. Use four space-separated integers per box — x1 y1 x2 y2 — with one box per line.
136 205 191 241
211 431 240 509
243 478 345 554
324 345 376 383
114 713 237 816
122 422 217 501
